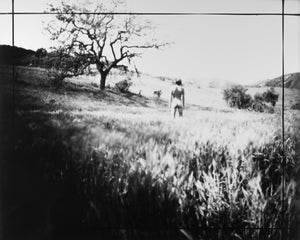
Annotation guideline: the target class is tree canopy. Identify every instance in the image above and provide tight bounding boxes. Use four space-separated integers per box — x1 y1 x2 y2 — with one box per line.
46 0 167 90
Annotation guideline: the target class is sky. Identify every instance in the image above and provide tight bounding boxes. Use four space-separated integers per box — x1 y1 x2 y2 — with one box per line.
0 0 299 84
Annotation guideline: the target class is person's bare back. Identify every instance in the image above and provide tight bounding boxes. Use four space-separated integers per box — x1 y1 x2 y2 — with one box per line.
170 80 185 118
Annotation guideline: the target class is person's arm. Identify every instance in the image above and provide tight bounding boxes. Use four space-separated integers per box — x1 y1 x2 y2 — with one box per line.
169 90 173 108
182 88 185 108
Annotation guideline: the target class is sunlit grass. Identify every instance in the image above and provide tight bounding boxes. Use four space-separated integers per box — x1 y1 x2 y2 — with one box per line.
15 82 300 239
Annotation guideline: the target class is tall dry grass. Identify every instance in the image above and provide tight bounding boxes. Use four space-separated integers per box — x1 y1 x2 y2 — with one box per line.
13 103 299 239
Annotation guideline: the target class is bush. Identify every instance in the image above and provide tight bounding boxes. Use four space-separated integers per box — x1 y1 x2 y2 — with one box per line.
223 86 278 113
254 92 264 102
291 102 300 110
35 48 47 58
262 87 279 107
47 68 67 88
253 92 275 113
223 85 253 109
251 100 274 113
115 79 132 93
33 49 92 88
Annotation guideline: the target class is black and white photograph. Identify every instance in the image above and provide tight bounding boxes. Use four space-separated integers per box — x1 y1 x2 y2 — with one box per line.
0 0 300 239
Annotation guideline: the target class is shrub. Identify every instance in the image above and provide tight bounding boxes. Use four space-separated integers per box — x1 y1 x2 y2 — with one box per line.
224 86 278 113
35 48 47 58
223 85 253 109
47 68 68 88
252 92 275 113
115 79 132 93
262 87 279 107
254 92 264 102
251 100 274 113
252 88 279 113
291 101 300 110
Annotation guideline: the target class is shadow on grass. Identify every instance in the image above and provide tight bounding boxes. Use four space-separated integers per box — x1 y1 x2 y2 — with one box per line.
1 84 298 240
15 81 158 112
2 111 293 240
1 110 184 240
63 81 154 108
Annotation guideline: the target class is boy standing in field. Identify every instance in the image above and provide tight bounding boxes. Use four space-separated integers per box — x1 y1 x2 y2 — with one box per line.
170 79 185 118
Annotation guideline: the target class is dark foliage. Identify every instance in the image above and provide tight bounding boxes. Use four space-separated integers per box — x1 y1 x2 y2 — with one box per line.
0 44 35 65
223 86 278 113
251 99 274 113
115 79 132 93
0 45 90 88
222 85 253 109
30 49 93 87
291 102 300 110
254 92 264 102
262 87 279 107
252 88 278 112
35 48 48 58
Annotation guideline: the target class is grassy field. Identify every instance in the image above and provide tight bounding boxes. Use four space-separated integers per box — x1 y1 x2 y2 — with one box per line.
2 68 300 239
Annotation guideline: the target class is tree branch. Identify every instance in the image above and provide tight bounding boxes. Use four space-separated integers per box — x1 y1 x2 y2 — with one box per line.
46 0 169 89
122 43 166 50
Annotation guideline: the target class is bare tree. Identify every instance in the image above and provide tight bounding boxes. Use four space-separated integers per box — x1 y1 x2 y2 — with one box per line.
46 0 167 90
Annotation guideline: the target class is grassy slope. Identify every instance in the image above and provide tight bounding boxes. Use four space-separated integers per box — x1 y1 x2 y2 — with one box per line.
15 76 299 162
68 70 300 111
2 66 300 239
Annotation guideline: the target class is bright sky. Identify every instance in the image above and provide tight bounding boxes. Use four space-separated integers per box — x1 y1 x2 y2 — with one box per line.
0 0 299 84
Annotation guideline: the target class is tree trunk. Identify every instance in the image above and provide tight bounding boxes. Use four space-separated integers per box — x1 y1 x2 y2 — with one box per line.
100 72 107 90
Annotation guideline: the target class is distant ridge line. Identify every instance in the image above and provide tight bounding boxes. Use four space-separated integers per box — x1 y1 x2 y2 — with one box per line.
256 72 300 89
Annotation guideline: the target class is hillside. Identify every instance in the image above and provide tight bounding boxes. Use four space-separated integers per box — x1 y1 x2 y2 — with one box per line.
3 64 299 111
2 62 298 240
1 49 299 239
1 45 239 90
257 72 300 89
0 45 35 65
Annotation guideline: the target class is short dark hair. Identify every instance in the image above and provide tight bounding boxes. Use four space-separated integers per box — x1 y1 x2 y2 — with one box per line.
175 79 182 85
